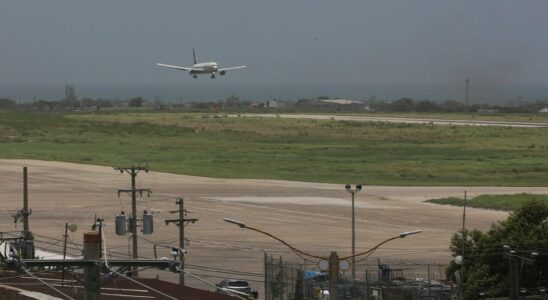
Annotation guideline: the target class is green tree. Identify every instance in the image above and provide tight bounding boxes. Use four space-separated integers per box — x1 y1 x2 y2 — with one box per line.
416 100 437 112
0 98 16 109
128 97 144 107
391 98 415 112
447 200 548 299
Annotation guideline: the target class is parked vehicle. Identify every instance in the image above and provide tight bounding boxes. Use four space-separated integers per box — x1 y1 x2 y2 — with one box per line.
216 279 258 299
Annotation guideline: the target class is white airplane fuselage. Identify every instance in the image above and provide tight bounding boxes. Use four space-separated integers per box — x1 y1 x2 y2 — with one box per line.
190 62 219 74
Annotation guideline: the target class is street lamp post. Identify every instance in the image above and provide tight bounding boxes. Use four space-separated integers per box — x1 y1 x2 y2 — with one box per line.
345 184 362 286
223 218 421 300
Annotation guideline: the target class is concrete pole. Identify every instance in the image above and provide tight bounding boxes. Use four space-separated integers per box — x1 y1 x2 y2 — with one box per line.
328 251 339 300
84 231 101 300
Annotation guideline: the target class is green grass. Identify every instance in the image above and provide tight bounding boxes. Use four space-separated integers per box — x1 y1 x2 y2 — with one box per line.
425 193 548 211
1 110 548 185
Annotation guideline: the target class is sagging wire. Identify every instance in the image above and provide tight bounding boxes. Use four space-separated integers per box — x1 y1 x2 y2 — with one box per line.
109 269 178 300
178 268 248 300
0 269 51 281
9 245 74 300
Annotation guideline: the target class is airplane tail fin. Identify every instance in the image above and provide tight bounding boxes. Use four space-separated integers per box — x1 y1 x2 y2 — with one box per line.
192 48 197 65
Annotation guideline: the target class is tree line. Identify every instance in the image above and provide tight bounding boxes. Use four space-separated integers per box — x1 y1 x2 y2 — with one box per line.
1 95 548 114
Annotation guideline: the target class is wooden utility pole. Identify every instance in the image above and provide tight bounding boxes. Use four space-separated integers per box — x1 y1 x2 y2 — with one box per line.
114 165 151 277
165 197 198 286
11 167 34 257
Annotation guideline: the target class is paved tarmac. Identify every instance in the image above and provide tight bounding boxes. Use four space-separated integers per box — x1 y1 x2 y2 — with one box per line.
1 160 547 293
233 113 548 128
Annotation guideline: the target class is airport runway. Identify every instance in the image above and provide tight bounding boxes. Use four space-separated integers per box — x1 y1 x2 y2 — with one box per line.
233 113 548 128
2 160 547 292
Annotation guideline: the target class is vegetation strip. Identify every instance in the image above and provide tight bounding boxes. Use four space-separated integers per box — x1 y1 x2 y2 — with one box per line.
1 110 548 186
425 193 548 211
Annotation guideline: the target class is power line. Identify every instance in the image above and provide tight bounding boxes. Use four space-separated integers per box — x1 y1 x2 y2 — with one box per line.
18 261 75 300
109 269 178 300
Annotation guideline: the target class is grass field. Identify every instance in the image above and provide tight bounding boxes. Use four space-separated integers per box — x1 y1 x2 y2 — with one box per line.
425 193 548 211
1 110 548 185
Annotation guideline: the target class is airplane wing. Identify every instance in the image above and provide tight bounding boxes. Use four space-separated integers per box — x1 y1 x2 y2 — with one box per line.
156 63 193 72
219 65 247 72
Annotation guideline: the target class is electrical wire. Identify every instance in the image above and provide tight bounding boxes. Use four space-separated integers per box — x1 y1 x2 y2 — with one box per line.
184 264 263 278
0 269 52 281
18 263 75 300
109 269 178 300
178 268 248 300
171 270 264 283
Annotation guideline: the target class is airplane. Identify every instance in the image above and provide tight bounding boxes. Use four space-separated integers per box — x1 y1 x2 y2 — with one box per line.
156 49 246 79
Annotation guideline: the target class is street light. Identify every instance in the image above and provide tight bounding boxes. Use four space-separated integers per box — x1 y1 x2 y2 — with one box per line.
345 184 362 285
224 218 246 228
342 229 422 260
223 218 324 260
223 217 421 300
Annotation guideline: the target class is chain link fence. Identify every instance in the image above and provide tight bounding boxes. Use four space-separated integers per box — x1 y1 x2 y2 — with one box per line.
264 254 455 300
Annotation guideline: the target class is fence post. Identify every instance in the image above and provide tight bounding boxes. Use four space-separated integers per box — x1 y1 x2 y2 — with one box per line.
365 269 370 300
264 253 269 300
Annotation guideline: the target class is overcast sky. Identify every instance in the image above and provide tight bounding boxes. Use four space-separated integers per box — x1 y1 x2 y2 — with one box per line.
1 1 548 100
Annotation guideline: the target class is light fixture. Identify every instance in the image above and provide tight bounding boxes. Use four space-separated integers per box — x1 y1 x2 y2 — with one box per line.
399 230 422 238
224 218 246 228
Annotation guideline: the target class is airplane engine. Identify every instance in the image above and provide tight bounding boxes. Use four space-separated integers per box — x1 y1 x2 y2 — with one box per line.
219 70 226 75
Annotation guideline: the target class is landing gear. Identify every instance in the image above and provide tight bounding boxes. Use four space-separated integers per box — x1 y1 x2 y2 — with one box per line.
193 74 198 79
210 73 216 79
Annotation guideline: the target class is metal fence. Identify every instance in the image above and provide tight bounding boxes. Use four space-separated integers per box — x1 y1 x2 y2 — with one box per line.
264 254 455 300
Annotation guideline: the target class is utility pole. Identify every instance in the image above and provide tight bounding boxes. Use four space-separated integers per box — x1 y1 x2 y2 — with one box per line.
19 220 182 299
503 246 520 300
509 253 520 300
465 78 470 112
62 223 69 285
114 165 151 277
328 251 339 300
11 167 34 258
23 167 30 237
83 230 102 300
165 197 198 286
461 190 467 299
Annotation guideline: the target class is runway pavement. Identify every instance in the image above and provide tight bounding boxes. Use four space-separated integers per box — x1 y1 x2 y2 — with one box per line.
1 160 547 292
232 113 548 128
